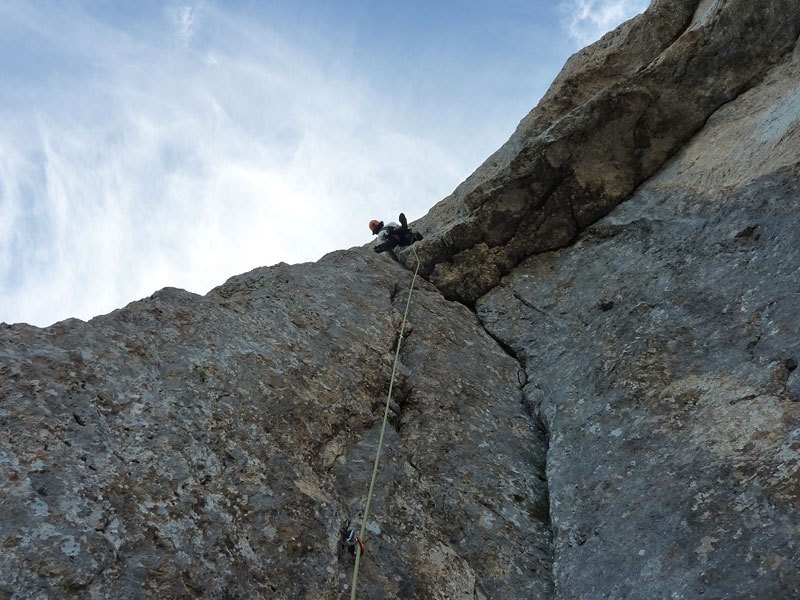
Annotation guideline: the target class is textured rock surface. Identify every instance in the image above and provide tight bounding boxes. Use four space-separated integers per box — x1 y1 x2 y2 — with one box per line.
479 167 800 599
3 1 800 598
410 0 800 305
478 37 800 598
1 252 550 599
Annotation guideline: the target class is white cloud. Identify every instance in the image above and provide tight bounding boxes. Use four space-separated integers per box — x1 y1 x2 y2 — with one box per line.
561 0 651 47
171 4 199 46
0 3 466 326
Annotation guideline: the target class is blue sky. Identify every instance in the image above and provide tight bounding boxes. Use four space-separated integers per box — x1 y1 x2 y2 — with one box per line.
0 0 649 326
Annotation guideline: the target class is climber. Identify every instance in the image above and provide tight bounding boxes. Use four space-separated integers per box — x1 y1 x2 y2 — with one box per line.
369 212 423 261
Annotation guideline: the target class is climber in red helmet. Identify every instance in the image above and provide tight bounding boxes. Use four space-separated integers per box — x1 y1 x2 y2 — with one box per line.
369 213 422 261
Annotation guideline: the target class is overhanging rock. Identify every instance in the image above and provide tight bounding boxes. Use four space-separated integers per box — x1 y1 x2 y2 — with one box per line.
407 0 800 305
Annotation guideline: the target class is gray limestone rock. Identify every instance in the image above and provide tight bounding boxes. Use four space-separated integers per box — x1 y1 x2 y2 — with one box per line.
409 0 800 305
3 0 800 598
477 38 800 596
1 252 550 599
479 166 800 599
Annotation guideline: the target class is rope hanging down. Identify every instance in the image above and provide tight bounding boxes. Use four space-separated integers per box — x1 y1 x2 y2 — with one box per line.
350 245 421 600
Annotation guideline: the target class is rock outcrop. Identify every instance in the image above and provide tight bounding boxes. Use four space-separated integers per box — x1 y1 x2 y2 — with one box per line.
410 0 800 305
2 1 799 598
1 257 550 599
479 164 800 598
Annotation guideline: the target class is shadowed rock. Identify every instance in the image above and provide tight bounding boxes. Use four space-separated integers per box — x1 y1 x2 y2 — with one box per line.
409 0 800 304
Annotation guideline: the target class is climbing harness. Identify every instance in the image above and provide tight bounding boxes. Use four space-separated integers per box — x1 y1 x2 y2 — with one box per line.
349 244 421 600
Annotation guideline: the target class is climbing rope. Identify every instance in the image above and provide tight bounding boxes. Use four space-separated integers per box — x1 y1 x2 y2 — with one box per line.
350 244 421 600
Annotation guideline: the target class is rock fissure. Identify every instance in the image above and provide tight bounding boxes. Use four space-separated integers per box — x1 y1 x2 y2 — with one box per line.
440 291 557 592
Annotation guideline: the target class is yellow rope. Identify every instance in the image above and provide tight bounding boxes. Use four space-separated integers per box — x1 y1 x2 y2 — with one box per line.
350 245 421 600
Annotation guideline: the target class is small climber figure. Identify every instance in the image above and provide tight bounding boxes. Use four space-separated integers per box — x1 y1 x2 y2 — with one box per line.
369 213 423 261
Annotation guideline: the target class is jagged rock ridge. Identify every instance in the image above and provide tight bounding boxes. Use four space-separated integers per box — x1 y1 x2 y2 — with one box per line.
2 1 799 598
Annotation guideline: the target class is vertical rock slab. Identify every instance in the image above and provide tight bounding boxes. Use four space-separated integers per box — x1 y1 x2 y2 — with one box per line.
334 277 552 599
477 44 800 597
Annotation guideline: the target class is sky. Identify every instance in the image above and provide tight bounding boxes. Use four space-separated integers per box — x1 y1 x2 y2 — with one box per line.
0 0 650 326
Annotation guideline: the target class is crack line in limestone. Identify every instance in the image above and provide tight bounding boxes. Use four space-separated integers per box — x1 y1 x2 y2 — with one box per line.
350 255 423 597
382 287 417 432
469 303 556 593
512 291 568 331
403 259 555 592
483 328 525 372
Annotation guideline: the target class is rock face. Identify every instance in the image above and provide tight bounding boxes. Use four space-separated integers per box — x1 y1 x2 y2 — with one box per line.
479 163 800 598
1 256 550 599
2 1 799 598
410 0 800 305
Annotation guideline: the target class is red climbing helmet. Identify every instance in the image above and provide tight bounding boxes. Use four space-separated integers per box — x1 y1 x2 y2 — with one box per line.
369 219 381 233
